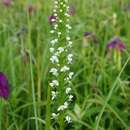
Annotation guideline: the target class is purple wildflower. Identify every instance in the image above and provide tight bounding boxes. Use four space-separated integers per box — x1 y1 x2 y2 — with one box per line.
27 4 36 15
107 37 125 51
84 32 98 44
84 32 92 37
0 72 10 99
2 0 12 6
49 15 57 25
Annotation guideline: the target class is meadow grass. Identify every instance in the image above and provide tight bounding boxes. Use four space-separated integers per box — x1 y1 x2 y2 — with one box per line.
0 0 130 130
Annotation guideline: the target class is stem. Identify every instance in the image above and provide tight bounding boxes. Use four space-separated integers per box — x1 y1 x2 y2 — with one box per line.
117 51 121 71
59 114 65 130
37 76 42 129
9 42 16 87
27 13 39 130
36 30 42 130
45 86 51 130
58 77 65 130
3 104 8 130
0 99 3 130
9 8 16 88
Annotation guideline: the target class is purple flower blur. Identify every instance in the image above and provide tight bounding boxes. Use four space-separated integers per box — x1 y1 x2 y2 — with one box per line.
49 15 57 25
107 37 126 51
69 5 76 16
84 32 98 44
123 4 130 12
27 4 36 15
0 72 10 99
2 0 12 6
84 32 92 37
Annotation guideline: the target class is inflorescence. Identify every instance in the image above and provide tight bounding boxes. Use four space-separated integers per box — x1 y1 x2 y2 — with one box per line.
49 0 74 124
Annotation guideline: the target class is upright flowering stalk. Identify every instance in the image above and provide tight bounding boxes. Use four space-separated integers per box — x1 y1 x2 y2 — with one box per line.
0 72 10 130
2 0 12 6
107 36 126 70
46 0 74 129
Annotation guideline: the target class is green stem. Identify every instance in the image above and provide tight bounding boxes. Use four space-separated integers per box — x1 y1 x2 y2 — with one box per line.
3 104 8 130
27 13 39 130
37 73 42 129
36 30 42 130
9 9 16 88
117 51 121 71
0 99 4 130
9 43 16 87
45 86 51 130
59 114 65 130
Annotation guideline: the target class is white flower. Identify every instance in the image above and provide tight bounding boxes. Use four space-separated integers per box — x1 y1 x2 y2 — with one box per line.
65 24 69 27
57 102 68 111
54 5 58 8
50 30 55 34
53 9 57 12
60 2 63 5
51 113 58 119
65 13 70 17
55 39 58 42
51 18 56 22
66 87 71 94
63 4 66 8
58 32 61 35
50 55 59 63
64 102 68 109
64 72 74 82
51 91 58 100
54 51 59 56
60 9 63 12
66 24 72 30
67 54 73 64
58 32 62 37
58 105 65 111
64 77 70 82
65 115 72 123
54 24 58 29
68 41 72 47
59 19 63 23
60 66 70 72
50 68 58 76
54 13 58 17
54 1 58 4
50 40 55 45
113 13 117 19
49 48 55 53
69 72 74 79
50 39 58 45
58 47 64 53
66 36 71 41
49 80 59 87
68 95 73 101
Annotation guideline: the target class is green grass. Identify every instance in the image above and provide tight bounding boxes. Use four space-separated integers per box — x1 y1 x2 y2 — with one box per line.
0 0 130 130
